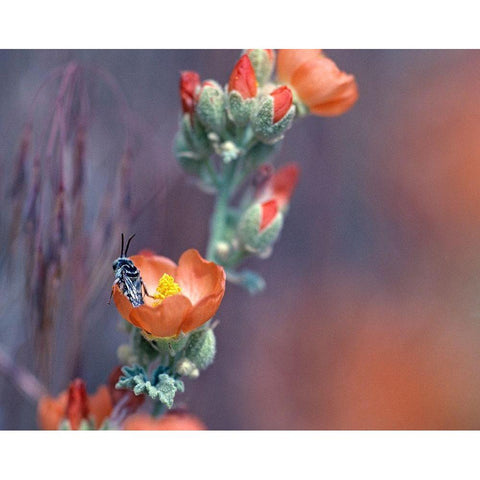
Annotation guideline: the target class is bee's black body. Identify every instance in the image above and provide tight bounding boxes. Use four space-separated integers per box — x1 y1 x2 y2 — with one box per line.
111 234 146 307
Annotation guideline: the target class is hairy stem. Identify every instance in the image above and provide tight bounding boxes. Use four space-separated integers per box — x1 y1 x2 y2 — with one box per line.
206 160 237 261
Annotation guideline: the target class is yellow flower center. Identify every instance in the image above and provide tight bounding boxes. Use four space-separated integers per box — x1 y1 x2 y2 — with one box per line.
152 273 181 305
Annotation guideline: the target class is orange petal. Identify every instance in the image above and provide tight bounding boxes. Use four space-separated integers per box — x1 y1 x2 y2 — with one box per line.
181 289 225 333
176 249 225 304
37 392 67 430
89 385 113 428
129 253 178 294
291 57 358 116
310 80 359 116
129 294 193 338
277 49 322 83
112 284 138 325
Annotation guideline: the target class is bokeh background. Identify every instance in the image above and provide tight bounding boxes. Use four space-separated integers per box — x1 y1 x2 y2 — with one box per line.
1 50 480 429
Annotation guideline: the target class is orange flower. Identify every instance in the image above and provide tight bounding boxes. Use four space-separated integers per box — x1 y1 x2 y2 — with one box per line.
277 49 358 116
37 379 113 430
113 249 225 338
123 411 206 430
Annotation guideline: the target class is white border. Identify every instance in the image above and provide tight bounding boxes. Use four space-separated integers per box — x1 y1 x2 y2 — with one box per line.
1 1 478 48
1 431 479 478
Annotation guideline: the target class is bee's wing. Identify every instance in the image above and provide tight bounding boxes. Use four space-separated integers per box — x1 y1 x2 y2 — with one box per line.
123 274 144 306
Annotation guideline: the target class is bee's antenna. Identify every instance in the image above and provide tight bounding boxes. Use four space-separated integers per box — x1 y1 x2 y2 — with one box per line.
120 233 125 257
125 234 136 257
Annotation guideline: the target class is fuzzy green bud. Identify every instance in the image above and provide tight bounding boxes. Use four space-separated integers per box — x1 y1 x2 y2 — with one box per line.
237 199 284 254
196 80 226 134
252 94 296 144
246 49 275 86
185 327 216 371
227 90 255 127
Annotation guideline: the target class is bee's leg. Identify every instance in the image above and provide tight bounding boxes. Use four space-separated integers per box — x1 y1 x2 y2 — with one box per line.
108 279 119 305
142 280 154 298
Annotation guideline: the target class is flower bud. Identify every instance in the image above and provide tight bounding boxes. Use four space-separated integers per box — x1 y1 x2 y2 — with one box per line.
255 162 300 211
185 327 216 371
246 49 275 86
237 199 284 254
196 80 226 134
271 86 293 123
228 54 257 99
252 87 296 144
66 378 90 430
179 71 200 116
175 358 200 379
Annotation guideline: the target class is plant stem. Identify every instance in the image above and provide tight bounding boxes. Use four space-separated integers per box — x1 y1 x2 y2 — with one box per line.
206 160 237 261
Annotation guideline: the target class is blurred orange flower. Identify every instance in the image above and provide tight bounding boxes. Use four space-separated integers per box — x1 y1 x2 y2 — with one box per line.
37 379 113 430
277 49 358 116
113 249 226 338
123 411 206 430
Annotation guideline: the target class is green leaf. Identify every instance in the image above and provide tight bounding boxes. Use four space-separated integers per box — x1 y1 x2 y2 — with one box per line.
116 364 183 409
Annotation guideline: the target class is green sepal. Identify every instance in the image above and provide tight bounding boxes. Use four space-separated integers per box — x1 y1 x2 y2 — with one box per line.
185 326 216 370
227 90 255 127
246 49 274 86
196 81 226 134
131 329 161 367
174 117 211 177
79 419 93 430
150 332 189 358
58 419 71 430
237 202 284 254
57 419 94 430
252 96 296 144
180 113 211 155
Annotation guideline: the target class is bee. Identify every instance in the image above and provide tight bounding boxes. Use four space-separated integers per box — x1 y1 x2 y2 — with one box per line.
110 233 149 307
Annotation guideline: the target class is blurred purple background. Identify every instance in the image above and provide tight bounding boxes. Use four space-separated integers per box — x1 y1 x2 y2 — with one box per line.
2 50 480 429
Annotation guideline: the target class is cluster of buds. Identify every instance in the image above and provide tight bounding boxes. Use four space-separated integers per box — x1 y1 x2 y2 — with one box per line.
174 50 357 291
174 49 296 186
